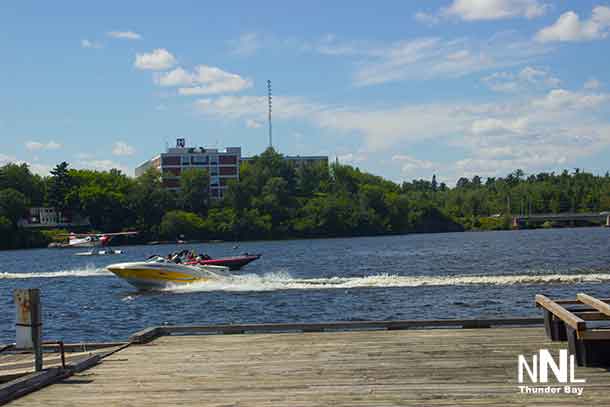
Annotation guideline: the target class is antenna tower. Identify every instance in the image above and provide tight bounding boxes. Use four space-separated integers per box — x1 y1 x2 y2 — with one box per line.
267 79 273 148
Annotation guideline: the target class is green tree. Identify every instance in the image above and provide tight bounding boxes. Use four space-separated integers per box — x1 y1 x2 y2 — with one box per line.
160 210 205 240
179 168 210 215
0 216 12 248
78 185 130 231
0 163 45 205
128 168 176 236
47 162 74 210
0 188 28 226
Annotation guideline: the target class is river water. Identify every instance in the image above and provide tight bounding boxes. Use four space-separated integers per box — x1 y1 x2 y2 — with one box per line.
1 227 610 343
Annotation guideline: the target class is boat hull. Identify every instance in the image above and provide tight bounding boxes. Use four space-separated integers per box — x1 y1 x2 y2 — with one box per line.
106 262 222 290
190 254 261 270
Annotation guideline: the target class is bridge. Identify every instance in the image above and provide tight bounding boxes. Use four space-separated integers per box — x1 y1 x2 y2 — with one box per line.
511 212 610 228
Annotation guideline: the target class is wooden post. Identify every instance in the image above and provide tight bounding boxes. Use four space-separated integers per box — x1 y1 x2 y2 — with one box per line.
14 288 43 371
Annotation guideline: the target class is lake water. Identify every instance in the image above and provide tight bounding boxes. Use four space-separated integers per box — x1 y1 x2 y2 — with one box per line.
2 227 610 343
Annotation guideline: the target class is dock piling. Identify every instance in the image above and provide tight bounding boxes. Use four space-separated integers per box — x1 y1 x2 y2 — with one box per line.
14 288 42 371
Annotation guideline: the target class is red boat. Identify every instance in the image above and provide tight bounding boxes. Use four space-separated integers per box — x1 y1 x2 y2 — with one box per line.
187 254 261 270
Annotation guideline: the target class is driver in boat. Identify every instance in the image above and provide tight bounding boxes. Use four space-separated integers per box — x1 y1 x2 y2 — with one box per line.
163 249 211 264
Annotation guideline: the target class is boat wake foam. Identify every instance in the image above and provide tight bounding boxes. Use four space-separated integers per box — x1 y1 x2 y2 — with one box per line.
0 267 109 279
3 268 610 290
164 270 610 293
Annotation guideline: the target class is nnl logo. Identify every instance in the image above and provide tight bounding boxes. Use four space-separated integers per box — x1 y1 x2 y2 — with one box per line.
518 349 585 384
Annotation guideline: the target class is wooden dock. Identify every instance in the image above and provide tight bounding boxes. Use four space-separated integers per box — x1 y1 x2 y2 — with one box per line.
6 322 610 406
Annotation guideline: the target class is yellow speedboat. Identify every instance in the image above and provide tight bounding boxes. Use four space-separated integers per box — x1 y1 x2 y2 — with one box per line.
106 256 229 290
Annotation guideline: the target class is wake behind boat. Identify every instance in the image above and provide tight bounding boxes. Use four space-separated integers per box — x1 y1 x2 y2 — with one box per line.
106 256 229 290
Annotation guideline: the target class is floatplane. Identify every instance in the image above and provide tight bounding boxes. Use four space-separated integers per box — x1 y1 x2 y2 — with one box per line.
51 231 138 255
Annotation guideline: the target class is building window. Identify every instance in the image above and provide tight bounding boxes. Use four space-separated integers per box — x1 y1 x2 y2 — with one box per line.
219 155 237 165
162 156 181 166
191 156 209 165
219 166 237 176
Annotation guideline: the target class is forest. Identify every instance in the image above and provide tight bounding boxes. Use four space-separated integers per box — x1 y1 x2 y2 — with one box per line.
2 148 610 249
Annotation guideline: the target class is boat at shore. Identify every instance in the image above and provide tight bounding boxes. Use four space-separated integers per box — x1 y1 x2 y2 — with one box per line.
106 256 229 290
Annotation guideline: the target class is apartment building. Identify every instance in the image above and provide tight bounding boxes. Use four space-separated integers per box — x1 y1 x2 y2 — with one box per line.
135 139 241 199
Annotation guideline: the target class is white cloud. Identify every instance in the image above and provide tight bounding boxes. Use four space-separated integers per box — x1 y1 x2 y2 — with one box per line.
155 65 252 95
536 6 610 42
195 95 467 151
414 11 441 25
107 31 142 40
443 0 547 21
482 66 560 93
0 154 52 175
313 34 549 86
81 39 102 49
191 86 610 182
531 88 608 111
195 95 322 121
134 49 177 70
416 0 547 23
25 140 61 151
229 33 261 56
112 141 135 156
77 159 129 174
392 154 436 175
246 119 262 129
584 78 602 90
0 153 17 165
338 153 367 165
28 163 52 176
154 67 193 86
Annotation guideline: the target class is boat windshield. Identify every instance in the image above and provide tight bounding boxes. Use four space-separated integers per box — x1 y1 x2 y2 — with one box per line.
146 256 171 263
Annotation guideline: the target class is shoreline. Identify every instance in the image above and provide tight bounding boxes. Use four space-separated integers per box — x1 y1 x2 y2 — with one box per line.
1 223 608 252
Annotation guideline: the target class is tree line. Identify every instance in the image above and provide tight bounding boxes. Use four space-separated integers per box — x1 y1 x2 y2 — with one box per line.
2 148 610 249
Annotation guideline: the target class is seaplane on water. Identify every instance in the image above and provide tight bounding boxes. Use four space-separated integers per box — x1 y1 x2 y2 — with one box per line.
52 231 138 255
65 231 138 248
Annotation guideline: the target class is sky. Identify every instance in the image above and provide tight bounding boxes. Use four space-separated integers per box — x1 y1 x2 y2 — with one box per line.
1 0 610 185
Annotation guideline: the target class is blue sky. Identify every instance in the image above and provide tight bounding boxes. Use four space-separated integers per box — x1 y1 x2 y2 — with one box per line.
1 0 610 185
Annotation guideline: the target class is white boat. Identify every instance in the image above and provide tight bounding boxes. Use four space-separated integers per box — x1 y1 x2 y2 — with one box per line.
75 248 123 256
106 256 229 290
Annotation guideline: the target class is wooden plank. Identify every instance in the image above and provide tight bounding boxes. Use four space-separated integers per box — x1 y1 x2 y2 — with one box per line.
129 327 163 344
577 293 610 318
580 330 610 340
139 317 542 339
41 342 127 352
9 327 610 406
535 297 610 306
535 294 586 331
576 311 610 321
0 367 65 404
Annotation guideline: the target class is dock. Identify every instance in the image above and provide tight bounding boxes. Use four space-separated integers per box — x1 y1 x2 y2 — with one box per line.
5 319 610 406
